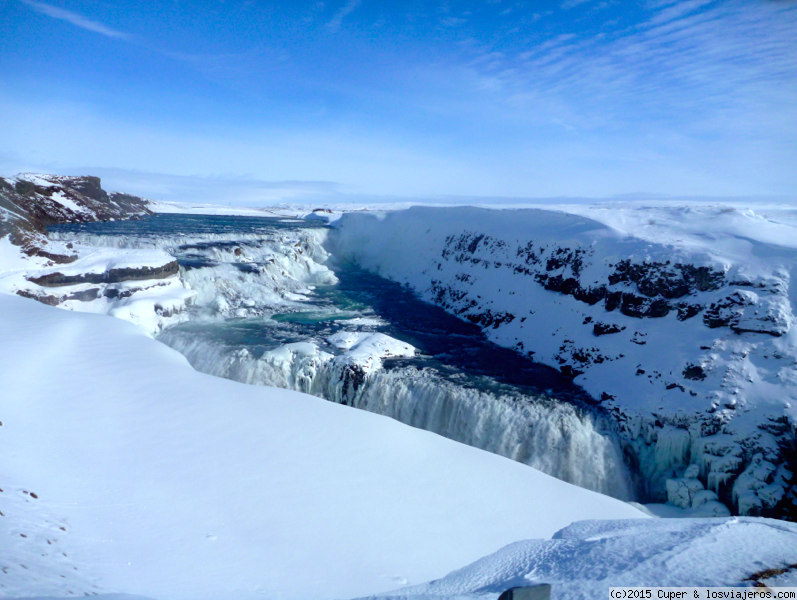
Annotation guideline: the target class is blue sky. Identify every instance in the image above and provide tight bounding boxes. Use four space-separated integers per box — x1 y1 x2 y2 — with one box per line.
0 0 795 203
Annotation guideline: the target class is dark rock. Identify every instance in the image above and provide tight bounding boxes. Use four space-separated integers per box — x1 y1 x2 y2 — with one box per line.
15 289 61 306
609 260 724 299
683 364 707 380
703 291 765 332
618 293 670 318
605 291 622 312
498 585 551 600
593 322 625 336
22 247 78 264
28 260 179 287
677 303 703 321
66 288 101 302
573 285 606 305
339 363 367 404
103 287 138 299
14 180 37 196
465 309 515 329
559 365 583 378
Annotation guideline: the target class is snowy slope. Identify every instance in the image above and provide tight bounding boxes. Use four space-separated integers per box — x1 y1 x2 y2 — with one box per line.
0 236 192 336
0 293 646 600
364 517 797 599
330 205 797 516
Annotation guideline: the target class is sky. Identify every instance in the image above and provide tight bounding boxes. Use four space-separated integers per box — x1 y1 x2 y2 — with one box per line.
0 0 795 204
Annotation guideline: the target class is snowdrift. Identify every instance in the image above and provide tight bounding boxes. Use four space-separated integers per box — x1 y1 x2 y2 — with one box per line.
365 517 797 599
0 293 645 600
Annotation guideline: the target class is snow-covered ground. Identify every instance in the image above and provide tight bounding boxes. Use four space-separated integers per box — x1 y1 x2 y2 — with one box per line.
149 199 348 223
361 517 797 599
0 292 647 599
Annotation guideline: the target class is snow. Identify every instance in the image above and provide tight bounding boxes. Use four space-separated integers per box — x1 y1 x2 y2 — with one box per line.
47 190 89 215
329 204 797 513
328 331 415 367
0 236 192 336
4 192 797 599
365 518 797 599
37 246 173 276
148 200 283 216
0 293 646 600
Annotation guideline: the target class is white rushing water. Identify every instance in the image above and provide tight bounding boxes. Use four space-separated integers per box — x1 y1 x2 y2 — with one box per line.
157 329 634 498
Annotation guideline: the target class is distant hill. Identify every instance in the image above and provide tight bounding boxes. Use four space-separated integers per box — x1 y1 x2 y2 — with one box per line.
0 172 152 262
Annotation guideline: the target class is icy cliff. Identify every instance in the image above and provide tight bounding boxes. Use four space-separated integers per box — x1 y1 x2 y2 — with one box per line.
330 205 797 517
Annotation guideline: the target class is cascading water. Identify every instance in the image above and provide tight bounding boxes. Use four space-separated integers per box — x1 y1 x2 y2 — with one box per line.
49 214 636 501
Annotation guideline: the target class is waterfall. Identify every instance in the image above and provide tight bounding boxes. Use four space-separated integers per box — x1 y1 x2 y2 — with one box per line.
158 327 635 500
53 215 638 502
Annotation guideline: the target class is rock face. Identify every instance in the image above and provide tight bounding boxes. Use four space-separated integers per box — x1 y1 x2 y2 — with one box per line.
330 206 797 518
28 261 179 287
2 173 151 226
0 173 152 260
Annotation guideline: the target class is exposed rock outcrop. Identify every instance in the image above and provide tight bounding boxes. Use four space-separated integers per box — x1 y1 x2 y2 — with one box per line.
0 173 152 261
1 172 190 335
28 261 179 287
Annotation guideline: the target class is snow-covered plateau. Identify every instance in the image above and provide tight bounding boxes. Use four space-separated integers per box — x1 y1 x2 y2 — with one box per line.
3 173 797 599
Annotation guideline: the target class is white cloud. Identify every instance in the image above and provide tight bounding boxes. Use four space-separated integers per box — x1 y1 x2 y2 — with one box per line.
560 0 592 9
442 16 468 27
20 0 131 40
326 0 361 32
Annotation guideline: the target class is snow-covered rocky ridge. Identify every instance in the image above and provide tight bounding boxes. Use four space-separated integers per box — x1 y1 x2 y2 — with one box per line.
0 173 151 249
0 174 190 335
330 205 797 518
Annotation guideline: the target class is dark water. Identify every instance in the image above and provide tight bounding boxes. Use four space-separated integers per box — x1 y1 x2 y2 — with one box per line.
48 212 326 237
319 263 593 402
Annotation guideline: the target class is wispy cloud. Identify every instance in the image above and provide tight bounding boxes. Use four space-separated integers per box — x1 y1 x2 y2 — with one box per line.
560 0 592 9
19 0 283 82
448 0 797 137
441 16 468 27
326 0 361 32
20 0 131 40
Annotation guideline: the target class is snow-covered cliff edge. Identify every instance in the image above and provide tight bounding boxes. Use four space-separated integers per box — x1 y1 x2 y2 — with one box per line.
330 205 797 517
0 174 190 334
